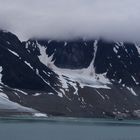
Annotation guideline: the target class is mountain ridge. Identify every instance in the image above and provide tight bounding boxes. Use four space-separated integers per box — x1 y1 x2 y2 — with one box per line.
0 30 140 119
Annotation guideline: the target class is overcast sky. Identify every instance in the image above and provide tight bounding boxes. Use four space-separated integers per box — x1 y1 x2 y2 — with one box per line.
0 0 140 42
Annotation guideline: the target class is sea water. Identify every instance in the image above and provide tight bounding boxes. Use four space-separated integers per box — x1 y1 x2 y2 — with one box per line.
0 117 140 140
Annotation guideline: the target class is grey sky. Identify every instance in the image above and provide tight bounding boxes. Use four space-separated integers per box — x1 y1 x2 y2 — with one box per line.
0 0 140 41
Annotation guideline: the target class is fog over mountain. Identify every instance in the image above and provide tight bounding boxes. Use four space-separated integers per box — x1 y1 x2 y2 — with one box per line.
0 0 140 41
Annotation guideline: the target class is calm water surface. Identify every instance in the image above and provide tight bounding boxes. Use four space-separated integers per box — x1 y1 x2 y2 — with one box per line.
0 117 140 140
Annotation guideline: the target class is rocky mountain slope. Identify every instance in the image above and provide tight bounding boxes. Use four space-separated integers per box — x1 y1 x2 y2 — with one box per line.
0 30 140 119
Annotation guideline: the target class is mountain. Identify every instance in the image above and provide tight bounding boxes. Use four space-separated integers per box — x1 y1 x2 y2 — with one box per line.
0 30 140 119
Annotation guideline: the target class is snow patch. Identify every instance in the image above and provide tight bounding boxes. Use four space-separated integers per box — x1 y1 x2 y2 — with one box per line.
7 41 10 45
33 113 47 117
64 42 67 46
48 92 54 95
113 46 118 54
33 93 42 96
37 42 54 67
118 79 122 84
14 89 28 95
48 40 52 44
131 75 139 85
58 75 69 89
0 92 9 99
58 90 63 98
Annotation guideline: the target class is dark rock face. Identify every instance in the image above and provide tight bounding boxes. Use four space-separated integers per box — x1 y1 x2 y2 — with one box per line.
27 39 95 69
0 30 140 119
28 39 140 87
95 41 140 87
0 31 58 92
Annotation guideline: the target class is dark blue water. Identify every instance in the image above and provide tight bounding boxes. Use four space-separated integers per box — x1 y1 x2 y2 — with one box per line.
0 117 140 140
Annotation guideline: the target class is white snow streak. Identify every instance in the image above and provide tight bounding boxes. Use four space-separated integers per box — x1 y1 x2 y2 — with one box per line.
0 66 3 83
127 87 137 96
95 89 105 100
14 89 28 95
135 44 140 55
37 42 54 67
8 49 19 57
24 61 33 70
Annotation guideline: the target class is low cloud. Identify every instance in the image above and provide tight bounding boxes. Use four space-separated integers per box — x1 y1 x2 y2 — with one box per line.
0 0 140 42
